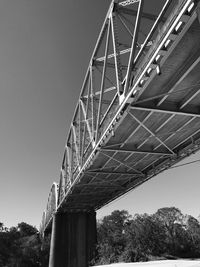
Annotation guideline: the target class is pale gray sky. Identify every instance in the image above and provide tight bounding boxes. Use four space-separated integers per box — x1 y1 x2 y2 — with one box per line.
0 0 199 228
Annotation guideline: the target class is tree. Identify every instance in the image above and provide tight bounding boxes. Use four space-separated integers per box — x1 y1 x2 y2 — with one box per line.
185 215 200 257
39 234 51 267
155 207 184 255
0 222 4 231
0 226 19 267
0 221 43 267
122 213 166 262
17 222 38 237
96 210 131 264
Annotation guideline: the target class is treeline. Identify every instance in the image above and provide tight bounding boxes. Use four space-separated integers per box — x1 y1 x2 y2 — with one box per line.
1 207 200 266
0 222 49 267
95 207 200 265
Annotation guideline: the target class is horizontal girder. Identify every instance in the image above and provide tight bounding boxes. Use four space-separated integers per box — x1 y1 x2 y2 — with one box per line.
101 147 173 155
131 102 200 118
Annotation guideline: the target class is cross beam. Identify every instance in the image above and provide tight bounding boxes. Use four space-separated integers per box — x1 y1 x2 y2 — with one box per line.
75 183 123 189
131 102 200 118
101 147 172 156
86 170 141 175
128 110 175 155
100 150 145 176
117 6 166 22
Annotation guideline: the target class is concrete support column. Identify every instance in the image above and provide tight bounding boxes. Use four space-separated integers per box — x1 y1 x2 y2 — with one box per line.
49 210 97 267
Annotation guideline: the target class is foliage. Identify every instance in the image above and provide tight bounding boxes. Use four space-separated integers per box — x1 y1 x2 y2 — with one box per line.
17 222 38 237
96 210 131 264
95 207 200 265
1 207 200 266
0 222 50 267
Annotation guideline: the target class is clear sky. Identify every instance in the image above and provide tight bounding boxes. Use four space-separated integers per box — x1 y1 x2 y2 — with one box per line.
0 0 199 229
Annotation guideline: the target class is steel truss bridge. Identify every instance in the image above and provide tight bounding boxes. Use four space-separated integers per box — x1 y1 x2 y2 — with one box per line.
40 0 200 235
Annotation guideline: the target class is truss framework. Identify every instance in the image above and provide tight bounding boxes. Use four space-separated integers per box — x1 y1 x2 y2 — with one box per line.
58 0 176 192
40 0 200 235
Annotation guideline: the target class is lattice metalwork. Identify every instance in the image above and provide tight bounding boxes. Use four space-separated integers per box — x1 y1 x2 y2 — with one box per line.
40 183 58 234
58 0 172 193
40 0 200 235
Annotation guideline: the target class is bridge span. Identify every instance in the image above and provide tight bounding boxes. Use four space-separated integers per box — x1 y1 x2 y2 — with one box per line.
40 0 200 266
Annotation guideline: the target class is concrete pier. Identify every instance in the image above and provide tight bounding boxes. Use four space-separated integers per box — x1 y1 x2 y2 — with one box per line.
49 210 97 267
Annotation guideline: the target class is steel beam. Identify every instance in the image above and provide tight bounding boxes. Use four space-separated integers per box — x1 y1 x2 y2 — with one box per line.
152 117 195 150
94 59 127 70
95 20 111 143
179 85 200 109
66 146 72 186
100 93 118 126
96 47 131 62
121 111 153 146
81 78 91 163
86 170 140 176
142 117 197 170
133 0 173 67
155 114 176 133
75 183 123 189
119 0 140 7
173 127 200 151
137 113 175 151
83 85 116 99
124 0 144 95
101 147 172 155
134 86 198 106
72 125 81 169
157 54 200 106
117 14 134 38
90 66 95 142
99 111 154 182
111 11 124 96
80 100 94 146
117 6 166 22
128 110 175 155
68 192 109 197
131 103 200 118
100 150 145 175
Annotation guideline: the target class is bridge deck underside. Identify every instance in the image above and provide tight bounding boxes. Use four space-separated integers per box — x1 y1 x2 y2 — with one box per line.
62 14 200 212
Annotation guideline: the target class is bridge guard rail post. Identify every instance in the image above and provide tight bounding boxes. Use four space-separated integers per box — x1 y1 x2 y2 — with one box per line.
48 210 97 267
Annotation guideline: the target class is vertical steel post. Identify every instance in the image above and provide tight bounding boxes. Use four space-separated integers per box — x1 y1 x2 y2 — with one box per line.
123 0 144 95
95 20 110 143
110 2 124 98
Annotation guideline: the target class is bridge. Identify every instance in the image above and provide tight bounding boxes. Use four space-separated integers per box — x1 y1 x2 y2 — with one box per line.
40 0 200 266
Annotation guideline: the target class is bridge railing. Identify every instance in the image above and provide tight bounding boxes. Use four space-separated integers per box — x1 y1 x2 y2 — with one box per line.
40 0 198 234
